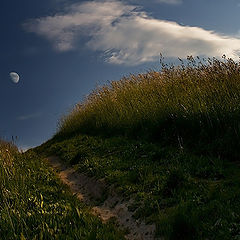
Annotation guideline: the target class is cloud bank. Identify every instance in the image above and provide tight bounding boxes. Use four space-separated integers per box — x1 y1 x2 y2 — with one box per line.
24 0 240 65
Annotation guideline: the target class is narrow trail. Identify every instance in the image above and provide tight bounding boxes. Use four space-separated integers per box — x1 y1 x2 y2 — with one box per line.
46 156 156 240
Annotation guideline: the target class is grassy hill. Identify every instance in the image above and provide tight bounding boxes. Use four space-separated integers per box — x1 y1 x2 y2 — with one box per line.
36 56 240 239
0 140 124 239
57 56 240 160
3 56 240 239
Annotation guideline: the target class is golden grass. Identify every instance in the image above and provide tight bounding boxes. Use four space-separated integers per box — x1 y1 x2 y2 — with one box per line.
58 56 240 155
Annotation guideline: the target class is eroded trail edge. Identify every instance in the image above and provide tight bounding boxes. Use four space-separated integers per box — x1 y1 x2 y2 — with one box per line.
46 156 156 240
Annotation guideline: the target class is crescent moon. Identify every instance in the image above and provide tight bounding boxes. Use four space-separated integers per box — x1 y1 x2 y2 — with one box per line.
10 72 20 83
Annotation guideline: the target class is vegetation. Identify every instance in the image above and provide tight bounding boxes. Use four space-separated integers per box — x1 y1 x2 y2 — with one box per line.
35 56 240 239
0 140 125 239
4 56 240 239
37 134 240 239
58 56 240 159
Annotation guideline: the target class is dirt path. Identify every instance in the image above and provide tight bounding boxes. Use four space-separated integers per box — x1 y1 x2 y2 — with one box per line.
46 156 156 240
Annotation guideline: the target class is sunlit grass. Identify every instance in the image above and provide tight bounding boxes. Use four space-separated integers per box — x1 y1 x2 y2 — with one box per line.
0 140 124 239
58 56 240 157
35 55 240 239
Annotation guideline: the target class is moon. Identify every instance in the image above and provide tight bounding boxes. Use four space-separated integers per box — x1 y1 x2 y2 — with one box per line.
9 72 20 83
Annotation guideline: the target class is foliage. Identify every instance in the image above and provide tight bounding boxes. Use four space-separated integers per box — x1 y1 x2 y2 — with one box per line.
58 56 240 158
36 134 240 240
34 55 240 239
0 140 124 240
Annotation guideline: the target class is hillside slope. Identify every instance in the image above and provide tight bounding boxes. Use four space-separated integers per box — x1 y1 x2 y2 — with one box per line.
0 140 125 239
36 133 240 240
35 56 240 240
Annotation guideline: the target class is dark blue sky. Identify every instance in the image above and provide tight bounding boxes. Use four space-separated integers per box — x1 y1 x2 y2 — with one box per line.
1 0 240 150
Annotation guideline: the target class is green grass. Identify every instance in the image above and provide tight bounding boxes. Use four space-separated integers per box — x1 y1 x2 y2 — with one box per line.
4 56 240 239
34 56 240 239
36 134 240 240
57 56 240 159
0 140 125 240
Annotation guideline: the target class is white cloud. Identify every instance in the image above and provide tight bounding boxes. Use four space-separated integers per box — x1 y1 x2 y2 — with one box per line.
17 113 41 121
24 0 240 65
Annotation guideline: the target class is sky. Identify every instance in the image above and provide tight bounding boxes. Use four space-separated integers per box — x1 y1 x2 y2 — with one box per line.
1 0 240 150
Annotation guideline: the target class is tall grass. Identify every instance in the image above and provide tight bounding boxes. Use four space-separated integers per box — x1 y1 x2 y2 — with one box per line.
0 140 124 239
58 56 240 158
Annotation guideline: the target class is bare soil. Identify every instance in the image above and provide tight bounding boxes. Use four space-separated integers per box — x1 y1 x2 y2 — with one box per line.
46 156 156 240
